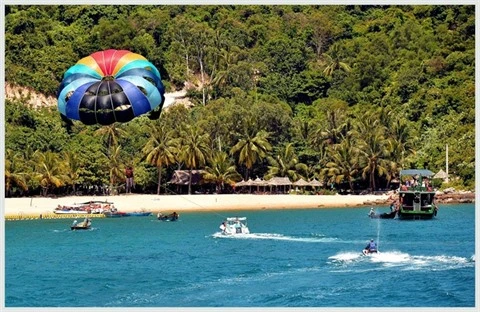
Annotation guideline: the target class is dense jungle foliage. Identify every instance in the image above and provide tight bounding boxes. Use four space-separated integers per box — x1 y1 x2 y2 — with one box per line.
4 5 475 196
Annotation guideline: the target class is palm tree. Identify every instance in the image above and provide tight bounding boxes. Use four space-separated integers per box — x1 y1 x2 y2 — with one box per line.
178 125 211 194
264 143 308 181
230 129 272 180
95 123 127 151
143 122 179 194
203 151 241 193
355 117 391 191
32 150 64 196
322 139 359 192
104 145 124 195
62 150 82 195
5 149 28 196
322 43 352 77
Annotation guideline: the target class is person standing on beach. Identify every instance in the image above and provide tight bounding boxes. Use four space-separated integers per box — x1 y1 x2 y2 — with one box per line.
125 166 134 193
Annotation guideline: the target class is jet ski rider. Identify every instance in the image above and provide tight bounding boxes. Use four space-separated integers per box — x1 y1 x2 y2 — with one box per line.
365 239 378 254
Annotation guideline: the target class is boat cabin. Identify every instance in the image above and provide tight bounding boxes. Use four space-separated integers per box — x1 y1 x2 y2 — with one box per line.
398 169 438 220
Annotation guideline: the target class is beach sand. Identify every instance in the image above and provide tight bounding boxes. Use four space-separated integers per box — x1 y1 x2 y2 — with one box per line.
3 193 391 217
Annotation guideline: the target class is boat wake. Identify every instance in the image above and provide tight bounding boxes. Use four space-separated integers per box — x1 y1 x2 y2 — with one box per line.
328 251 475 270
212 232 340 243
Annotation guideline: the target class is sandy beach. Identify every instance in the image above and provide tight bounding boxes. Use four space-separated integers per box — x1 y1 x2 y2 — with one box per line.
3 193 391 218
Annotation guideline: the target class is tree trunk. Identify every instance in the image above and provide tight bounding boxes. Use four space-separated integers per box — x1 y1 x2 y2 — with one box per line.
188 168 193 195
157 165 163 195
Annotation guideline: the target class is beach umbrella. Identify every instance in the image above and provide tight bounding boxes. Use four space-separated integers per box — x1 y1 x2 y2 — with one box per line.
235 180 246 187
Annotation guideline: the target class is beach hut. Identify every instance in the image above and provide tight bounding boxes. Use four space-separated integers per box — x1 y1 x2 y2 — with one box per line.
267 177 292 194
168 170 207 194
252 177 268 193
244 178 255 193
434 169 449 182
293 178 310 193
308 178 323 194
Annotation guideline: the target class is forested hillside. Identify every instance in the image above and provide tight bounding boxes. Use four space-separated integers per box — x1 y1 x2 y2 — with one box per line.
4 5 475 196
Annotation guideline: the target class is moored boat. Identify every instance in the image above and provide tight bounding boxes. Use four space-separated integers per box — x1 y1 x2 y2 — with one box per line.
219 217 250 235
368 207 396 219
126 211 152 217
54 200 114 214
397 169 438 220
71 218 91 230
157 212 179 221
103 210 129 218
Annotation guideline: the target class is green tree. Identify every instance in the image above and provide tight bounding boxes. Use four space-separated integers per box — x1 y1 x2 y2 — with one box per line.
178 125 211 194
231 127 272 180
265 143 308 181
322 42 351 77
62 150 82 195
142 121 179 194
5 149 28 196
105 145 124 195
322 139 359 192
203 151 241 193
32 150 64 196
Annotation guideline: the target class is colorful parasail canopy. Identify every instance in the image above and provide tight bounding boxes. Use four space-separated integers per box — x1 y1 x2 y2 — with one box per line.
57 49 165 125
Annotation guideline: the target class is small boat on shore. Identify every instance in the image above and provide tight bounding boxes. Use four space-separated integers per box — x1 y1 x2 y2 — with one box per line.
71 218 91 230
220 217 250 235
157 212 179 221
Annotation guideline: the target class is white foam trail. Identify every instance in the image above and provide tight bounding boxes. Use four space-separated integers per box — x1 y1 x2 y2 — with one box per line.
212 232 338 242
328 252 362 262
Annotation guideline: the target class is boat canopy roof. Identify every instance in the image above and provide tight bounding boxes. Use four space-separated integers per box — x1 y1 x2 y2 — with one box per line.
400 169 434 177
226 217 247 221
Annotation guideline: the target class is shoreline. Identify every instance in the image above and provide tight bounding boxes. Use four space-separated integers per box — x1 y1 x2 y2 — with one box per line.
3 192 474 220
3 194 391 218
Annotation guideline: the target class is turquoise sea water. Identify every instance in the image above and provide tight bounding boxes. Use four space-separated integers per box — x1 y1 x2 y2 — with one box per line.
5 204 475 308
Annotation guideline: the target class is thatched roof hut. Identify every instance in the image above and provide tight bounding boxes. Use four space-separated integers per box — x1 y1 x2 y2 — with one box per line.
168 170 206 185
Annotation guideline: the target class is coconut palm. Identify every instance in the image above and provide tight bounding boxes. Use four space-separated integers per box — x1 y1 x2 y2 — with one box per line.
143 122 179 194
5 149 28 196
178 125 211 194
104 145 124 195
203 151 241 193
355 118 391 191
322 43 352 77
95 123 127 151
322 139 359 192
32 150 65 196
264 143 308 181
62 150 82 195
230 129 272 180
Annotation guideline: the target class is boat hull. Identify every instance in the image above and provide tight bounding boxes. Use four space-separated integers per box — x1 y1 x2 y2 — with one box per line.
71 225 91 230
125 212 152 217
397 210 436 220
104 212 129 218
55 210 88 214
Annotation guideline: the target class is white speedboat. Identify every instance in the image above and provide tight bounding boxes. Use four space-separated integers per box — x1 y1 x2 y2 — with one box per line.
219 217 250 235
